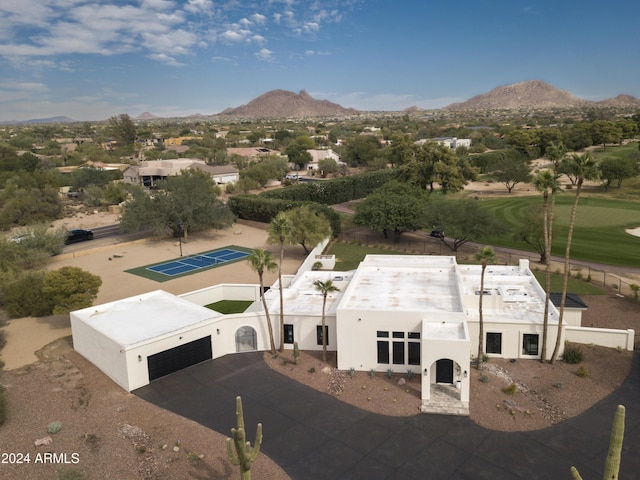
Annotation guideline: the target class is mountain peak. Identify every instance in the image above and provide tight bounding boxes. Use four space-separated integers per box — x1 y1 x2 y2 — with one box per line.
444 80 584 110
218 89 358 118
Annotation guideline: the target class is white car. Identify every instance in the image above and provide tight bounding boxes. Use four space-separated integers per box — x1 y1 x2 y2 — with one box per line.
285 174 299 180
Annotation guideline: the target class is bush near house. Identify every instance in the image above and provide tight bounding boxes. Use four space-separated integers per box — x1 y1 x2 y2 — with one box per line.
562 343 584 364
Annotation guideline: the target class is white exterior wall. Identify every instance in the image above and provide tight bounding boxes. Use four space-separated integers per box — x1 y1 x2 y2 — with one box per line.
71 311 130 389
336 308 423 372
467 320 562 361
277 313 338 352
565 327 635 351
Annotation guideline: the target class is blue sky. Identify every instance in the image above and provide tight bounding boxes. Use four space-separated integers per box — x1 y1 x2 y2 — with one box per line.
0 0 637 122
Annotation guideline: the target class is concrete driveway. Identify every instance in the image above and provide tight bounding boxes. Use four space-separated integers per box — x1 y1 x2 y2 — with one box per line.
135 352 640 480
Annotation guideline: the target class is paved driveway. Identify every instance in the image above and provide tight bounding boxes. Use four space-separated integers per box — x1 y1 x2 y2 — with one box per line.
135 352 640 480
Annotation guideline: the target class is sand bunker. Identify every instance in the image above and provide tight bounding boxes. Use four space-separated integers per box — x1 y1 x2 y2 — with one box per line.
626 227 640 238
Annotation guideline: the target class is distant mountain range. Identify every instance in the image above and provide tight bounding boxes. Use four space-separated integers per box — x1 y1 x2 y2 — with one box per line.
443 80 640 110
218 89 358 118
3 81 639 124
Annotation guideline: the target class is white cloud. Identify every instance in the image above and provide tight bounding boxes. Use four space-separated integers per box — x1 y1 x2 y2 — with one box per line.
303 22 319 33
251 13 266 24
255 48 274 61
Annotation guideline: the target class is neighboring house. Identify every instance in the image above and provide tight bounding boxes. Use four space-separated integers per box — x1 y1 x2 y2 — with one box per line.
415 137 472 149
226 147 281 162
305 149 342 173
71 247 634 415
123 159 239 187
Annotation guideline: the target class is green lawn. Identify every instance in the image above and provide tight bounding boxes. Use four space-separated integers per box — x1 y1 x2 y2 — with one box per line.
326 242 405 271
531 271 608 295
477 194 640 267
205 300 253 314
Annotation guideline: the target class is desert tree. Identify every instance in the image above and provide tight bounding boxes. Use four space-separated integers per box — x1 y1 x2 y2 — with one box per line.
313 279 340 363
533 169 561 362
474 246 496 369
551 152 599 363
247 249 278 354
267 212 295 352
286 205 332 254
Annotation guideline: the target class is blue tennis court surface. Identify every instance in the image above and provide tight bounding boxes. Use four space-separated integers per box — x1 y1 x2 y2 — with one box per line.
147 248 250 277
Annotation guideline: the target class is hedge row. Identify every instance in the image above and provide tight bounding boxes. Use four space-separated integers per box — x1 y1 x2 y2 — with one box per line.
228 196 341 236
470 148 535 174
259 169 397 204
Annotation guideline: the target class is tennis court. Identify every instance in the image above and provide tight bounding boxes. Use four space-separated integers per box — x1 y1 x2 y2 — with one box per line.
126 245 252 282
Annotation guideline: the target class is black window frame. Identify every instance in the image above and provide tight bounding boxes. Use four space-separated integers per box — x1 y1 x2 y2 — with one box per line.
377 340 390 364
486 332 502 354
316 325 329 346
522 333 539 356
284 324 294 344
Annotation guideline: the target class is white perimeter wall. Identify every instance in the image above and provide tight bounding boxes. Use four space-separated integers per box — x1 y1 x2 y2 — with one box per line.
565 326 635 351
179 284 260 306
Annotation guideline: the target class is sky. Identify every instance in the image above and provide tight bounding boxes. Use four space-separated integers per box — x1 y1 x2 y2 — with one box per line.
0 0 638 122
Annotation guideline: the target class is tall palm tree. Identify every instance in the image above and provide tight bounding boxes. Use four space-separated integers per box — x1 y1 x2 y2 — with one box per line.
533 170 561 362
267 212 294 352
312 279 340 363
474 246 496 370
550 152 599 363
247 249 278 354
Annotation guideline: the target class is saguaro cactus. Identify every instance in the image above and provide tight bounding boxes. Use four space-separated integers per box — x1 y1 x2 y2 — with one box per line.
226 396 262 480
570 404 625 480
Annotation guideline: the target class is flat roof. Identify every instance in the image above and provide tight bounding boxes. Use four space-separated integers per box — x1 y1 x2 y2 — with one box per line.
457 263 559 324
266 271 349 315
423 321 466 340
340 255 463 313
73 290 221 347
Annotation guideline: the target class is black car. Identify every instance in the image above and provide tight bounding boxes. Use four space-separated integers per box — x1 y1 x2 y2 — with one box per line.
430 229 444 239
65 229 94 244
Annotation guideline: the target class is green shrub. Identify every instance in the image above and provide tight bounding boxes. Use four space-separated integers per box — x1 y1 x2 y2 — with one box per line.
308 367 315 374
502 383 517 395
4 270 50 318
0 330 6 350
368 369 375 378
562 343 583 364
348 368 355 379
47 421 63 434
386 369 393 379
479 375 489 383
577 365 589 378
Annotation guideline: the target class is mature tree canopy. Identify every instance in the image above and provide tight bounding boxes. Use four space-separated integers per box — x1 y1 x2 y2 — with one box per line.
353 181 427 242
285 136 315 170
240 156 288 187
598 156 639 192
423 198 507 252
514 203 547 263
590 120 622 150
107 113 137 148
492 159 532 193
284 205 332 254
343 135 382 167
120 170 234 238
42 266 102 315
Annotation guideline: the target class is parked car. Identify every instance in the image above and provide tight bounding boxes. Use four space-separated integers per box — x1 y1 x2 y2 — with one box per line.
430 229 444 239
285 174 299 180
65 229 94 244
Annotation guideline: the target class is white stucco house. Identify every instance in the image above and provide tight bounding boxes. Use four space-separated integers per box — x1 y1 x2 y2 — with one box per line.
123 159 239 188
71 243 634 414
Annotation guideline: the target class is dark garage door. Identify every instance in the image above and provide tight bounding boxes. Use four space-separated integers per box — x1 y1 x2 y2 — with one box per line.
147 336 212 381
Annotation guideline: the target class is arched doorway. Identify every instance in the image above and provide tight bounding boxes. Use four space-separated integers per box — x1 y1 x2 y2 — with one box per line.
436 358 454 384
235 326 257 352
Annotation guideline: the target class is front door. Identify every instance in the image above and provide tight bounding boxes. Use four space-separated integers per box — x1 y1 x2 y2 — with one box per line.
436 359 454 384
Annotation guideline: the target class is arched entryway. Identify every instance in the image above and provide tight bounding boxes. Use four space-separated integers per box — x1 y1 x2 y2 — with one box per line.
436 358 454 384
235 326 257 352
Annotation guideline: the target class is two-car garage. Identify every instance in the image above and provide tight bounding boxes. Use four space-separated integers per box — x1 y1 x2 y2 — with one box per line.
70 290 223 391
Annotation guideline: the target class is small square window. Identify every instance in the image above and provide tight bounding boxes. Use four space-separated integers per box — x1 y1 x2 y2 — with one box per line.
408 332 420 339
284 324 294 344
316 325 329 346
377 331 389 338
392 331 404 339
